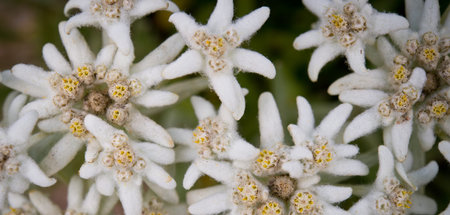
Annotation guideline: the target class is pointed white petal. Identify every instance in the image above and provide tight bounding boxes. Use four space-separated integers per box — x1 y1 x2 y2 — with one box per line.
439 141 450 162
81 185 101 214
20 99 60 119
5 93 27 126
11 64 50 88
405 0 424 30
38 116 68 133
376 36 398 68
290 145 313 159
166 0 179 12
349 195 374 215
334 144 359 158
43 43 71 75
324 158 368 176
7 111 38 145
345 40 367 73
231 48 275 79
67 176 83 209
316 103 352 139
131 33 185 72
188 192 230 214
79 163 102 179
0 70 48 98
308 43 343 82
390 112 413 161
293 30 325 50
297 175 320 189
118 182 142 215
40 134 84 176
162 50 203 79
96 174 115 196
232 7 270 44
295 96 315 134
168 128 194 146
409 67 427 89
288 124 308 146
328 69 389 95
419 0 440 34
191 96 216 121
104 22 133 55
133 90 178 108
339 90 388 107
375 146 395 189
207 0 233 32
60 21 95 66
125 108 173 147
145 161 176 189
94 44 117 67
29 191 62 215
315 185 352 203
186 185 227 205
19 156 56 187
417 121 437 151
169 12 200 43
145 181 179 204
410 194 437 214
134 142 175 164
258 92 283 149
175 146 197 162
408 161 438 187
208 72 245 120
195 159 234 184
281 160 304 178
64 0 90 15
84 114 120 147
228 139 259 161
370 13 409 36
85 141 101 163
183 163 204 189
129 0 168 19
344 107 381 143
302 0 331 17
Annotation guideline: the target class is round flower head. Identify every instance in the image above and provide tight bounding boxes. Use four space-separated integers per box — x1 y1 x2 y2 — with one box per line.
3 22 184 176
162 0 276 120
78 115 176 215
350 146 438 215
293 0 408 81
64 0 179 54
168 96 258 189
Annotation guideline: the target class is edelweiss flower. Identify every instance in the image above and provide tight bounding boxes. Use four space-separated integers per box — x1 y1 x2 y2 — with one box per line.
168 96 258 189
287 95 368 178
1 193 37 215
0 108 56 210
78 115 176 215
3 22 183 176
64 0 178 54
293 0 408 81
162 0 276 120
29 176 102 215
331 67 427 161
350 145 438 215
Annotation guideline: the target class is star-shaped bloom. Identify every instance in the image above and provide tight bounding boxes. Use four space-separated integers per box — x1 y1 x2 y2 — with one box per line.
2 22 184 176
350 145 438 215
168 96 258 189
331 66 427 161
29 176 102 215
77 114 177 215
293 0 408 81
64 0 179 54
162 0 276 120
0 109 56 209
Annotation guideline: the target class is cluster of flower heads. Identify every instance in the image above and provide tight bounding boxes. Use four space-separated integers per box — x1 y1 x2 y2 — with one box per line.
0 0 449 214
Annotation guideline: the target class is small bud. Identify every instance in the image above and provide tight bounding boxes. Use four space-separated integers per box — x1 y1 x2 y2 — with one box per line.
106 103 129 126
405 39 419 55
422 32 438 46
343 2 356 15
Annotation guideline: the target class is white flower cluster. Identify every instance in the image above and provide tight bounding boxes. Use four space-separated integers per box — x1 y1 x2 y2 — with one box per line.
0 0 448 214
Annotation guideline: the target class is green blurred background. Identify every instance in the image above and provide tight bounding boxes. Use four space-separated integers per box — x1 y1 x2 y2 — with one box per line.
0 0 449 213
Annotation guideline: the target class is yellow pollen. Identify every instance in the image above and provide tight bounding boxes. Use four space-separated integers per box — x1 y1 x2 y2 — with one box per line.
69 119 86 136
112 84 128 98
113 110 120 119
397 94 408 107
331 14 346 28
256 149 278 170
394 65 406 81
431 103 447 117
423 48 436 61
62 77 79 93
77 66 91 78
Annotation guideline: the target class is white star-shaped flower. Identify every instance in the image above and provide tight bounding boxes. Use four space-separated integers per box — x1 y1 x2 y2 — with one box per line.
78 114 177 215
350 145 438 215
64 0 179 54
0 109 56 209
168 96 258 189
29 176 102 215
162 0 276 120
2 22 184 176
293 0 408 81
